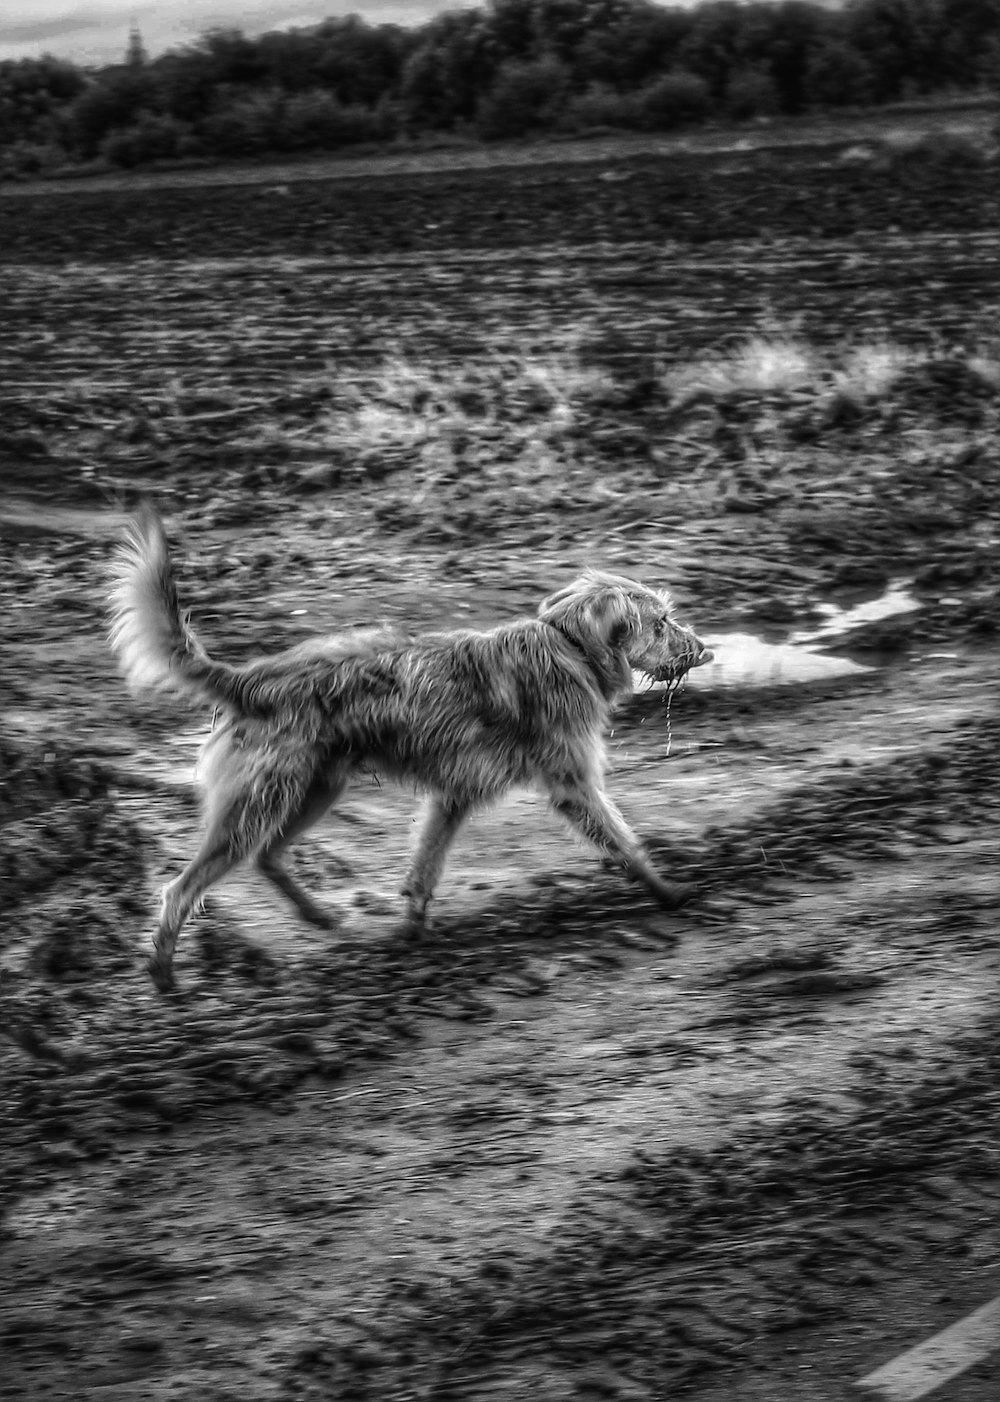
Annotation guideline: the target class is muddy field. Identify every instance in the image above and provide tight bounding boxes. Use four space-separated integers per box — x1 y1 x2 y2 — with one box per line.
1 127 999 1401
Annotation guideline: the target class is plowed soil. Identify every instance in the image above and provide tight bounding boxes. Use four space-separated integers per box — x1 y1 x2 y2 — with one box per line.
1 126 999 1402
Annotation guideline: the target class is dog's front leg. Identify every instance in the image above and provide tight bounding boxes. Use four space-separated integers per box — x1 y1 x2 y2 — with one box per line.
547 779 693 911
402 795 472 930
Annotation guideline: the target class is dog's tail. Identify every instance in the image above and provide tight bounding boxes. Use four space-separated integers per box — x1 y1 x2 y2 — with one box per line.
109 506 250 713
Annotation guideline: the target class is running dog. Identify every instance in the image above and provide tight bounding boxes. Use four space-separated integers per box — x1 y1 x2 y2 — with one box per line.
109 507 713 989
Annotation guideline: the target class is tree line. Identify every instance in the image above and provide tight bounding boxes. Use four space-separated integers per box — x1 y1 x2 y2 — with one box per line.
1 0 997 176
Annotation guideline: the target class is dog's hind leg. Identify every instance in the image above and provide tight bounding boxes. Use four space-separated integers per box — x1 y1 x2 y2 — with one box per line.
544 774 693 911
152 839 245 991
401 795 472 930
150 756 336 990
255 771 348 928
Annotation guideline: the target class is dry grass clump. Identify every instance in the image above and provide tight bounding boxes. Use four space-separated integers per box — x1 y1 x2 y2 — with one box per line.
661 334 1000 410
36 334 997 536
662 334 923 405
663 335 817 401
309 348 623 534
881 129 998 169
829 341 925 404
308 336 1000 544
328 349 612 458
967 346 1000 391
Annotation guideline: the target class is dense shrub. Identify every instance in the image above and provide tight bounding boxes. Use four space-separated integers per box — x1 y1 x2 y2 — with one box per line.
559 84 643 131
101 112 192 167
195 88 396 158
0 56 86 152
199 90 282 157
560 72 715 134
67 69 158 156
277 91 397 151
0 138 66 178
477 56 570 139
400 11 499 130
804 41 875 108
632 69 712 130
724 66 780 120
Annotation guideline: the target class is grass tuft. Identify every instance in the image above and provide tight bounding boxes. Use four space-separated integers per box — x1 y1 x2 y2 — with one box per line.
658 333 997 408
967 345 1000 391
663 335 816 401
321 347 614 474
830 341 925 404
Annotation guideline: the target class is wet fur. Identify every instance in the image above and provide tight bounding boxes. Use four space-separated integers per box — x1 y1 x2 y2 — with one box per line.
109 507 710 990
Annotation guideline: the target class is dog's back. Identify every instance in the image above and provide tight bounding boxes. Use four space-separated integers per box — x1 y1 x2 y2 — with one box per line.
317 620 613 804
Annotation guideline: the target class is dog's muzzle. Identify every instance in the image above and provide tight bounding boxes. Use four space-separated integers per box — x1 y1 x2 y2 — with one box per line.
658 643 713 683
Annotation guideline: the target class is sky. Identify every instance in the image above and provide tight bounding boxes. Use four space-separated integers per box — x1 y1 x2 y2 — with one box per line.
0 2 455 67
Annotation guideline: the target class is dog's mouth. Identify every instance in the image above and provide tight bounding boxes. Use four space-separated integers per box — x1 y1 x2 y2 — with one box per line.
656 645 714 684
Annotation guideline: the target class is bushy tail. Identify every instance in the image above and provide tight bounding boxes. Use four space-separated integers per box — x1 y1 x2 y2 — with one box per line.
108 506 246 712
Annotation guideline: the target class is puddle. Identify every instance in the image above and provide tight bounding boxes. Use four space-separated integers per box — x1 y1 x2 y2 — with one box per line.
638 583 922 692
790 580 921 646
683 634 871 689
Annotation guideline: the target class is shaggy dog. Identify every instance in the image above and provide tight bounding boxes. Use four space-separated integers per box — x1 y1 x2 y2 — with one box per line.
109 507 713 989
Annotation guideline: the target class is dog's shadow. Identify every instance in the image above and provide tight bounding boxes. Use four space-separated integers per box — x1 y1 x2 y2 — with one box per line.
181 858 696 1013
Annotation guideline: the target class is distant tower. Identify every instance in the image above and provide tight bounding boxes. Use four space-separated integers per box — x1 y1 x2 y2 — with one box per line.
126 20 147 68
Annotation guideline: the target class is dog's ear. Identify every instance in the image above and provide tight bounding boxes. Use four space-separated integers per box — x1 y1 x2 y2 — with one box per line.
541 579 641 652
588 587 641 650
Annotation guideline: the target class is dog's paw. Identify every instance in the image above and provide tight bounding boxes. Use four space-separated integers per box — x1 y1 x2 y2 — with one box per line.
400 904 430 940
651 880 697 911
147 954 177 993
298 904 338 931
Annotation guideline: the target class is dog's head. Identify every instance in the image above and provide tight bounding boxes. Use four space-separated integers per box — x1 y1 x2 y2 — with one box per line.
540 571 712 690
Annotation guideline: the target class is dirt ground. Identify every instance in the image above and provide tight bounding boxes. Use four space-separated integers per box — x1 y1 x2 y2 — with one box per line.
1 118 999 1401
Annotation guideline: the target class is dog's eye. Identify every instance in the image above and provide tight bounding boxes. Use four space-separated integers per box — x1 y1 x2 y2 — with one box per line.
654 618 666 636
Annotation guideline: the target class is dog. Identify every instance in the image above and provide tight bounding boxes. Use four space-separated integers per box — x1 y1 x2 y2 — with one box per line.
109 507 713 989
